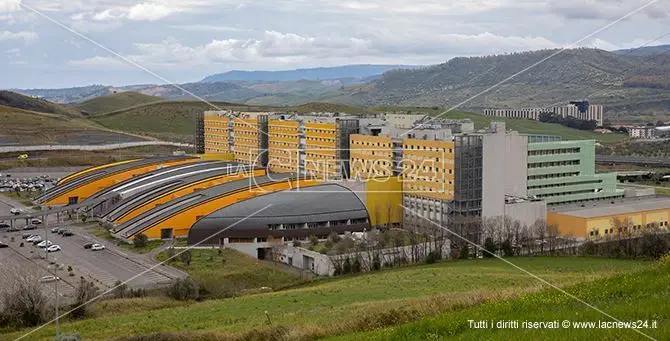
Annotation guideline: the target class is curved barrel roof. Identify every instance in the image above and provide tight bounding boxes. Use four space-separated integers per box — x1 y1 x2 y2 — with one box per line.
36 156 195 203
187 184 370 244
112 173 295 238
101 163 256 221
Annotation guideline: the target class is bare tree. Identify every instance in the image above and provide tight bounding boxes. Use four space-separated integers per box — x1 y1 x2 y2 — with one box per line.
547 224 560 254
0 266 49 327
533 219 547 254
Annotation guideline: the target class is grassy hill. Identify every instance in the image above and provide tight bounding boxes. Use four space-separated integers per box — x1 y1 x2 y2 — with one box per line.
90 100 627 143
0 90 80 117
0 105 133 146
77 92 163 115
335 259 669 340
3 257 650 340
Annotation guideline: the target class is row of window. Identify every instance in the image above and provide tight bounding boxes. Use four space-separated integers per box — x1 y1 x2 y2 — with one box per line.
528 160 580 168
536 189 595 198
351 140 392 148
403 145 453 152
528 180 602 190
528 172 580 180
591 221 668 236
528 148 580 156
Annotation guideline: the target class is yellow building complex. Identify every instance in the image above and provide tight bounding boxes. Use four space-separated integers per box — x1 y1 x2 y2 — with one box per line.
402 139 455 200
233 113 269 166
349 135 393 178
268 119 301 173
203 111 231 154
548 197 670 239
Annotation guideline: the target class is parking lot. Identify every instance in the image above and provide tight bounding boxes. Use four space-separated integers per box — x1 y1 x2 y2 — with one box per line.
0 190 185 301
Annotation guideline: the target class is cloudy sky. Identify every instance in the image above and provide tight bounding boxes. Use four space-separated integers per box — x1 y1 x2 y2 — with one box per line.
1 0 668 88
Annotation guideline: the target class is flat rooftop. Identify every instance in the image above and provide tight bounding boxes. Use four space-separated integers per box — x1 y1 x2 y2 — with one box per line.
550 196 670 218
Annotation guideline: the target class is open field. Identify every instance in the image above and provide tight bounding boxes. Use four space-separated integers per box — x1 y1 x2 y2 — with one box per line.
155 248 304 298
332 259 669 341
0 257 649 340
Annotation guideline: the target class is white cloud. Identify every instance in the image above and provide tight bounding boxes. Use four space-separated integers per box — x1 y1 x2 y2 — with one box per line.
548 0 668 20
67 55 126 68
127 3 176 21
0 30 37 41
0 0 21 13
67 30 564 71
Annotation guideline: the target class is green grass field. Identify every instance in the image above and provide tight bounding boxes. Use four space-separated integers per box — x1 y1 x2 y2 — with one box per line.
331 259 669 341
155 248 304 298
1 257 650 340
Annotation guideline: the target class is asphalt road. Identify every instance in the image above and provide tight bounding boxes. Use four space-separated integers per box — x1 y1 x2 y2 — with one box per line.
0 191 184 294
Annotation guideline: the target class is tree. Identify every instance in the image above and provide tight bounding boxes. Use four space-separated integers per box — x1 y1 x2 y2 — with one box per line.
483 237 496 258
501 239 514 257
71 278 99 319
533 219 547 254
134 233 148 248
547 224 560 254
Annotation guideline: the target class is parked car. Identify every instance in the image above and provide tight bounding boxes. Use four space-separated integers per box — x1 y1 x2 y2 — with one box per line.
37 240 53 248
50 227 60 233
9 208 22 215
0 221 10 228
26 235 42 243
7 226 20 232
62 230 74 237
83 243 94 249
57 228 67 235
46 245 61 253
0 242 8 248
39 275 60 283
22 232 32 239
23 225 36 230
91 244 105 251
30 218 42 225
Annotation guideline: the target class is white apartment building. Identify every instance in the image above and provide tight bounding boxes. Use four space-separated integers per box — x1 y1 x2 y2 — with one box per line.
484 103 604 126
628 126 656 139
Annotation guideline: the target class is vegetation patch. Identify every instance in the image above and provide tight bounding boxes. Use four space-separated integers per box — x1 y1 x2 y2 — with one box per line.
3 257 647 340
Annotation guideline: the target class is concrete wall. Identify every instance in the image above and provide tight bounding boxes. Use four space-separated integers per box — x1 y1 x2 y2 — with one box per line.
482 123 529 219
504 200 546 228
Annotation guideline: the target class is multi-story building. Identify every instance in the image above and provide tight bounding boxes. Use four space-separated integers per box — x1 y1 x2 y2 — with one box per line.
268 117 301 173
628 126 656 139
484 101 604 126
232 112 269 166
527 139 623 205
349 134 394 179
302 116 359 180
201 111 233 154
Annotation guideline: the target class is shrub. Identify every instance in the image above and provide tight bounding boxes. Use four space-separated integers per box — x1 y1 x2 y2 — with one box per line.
179 250 192 266
459 244 470 260
134 234 148 248
112 280 128 299
501 239 514 257
484 237 495 258
166 278 199 301
0 271 48 327
425 250 441 264
71 278 99 319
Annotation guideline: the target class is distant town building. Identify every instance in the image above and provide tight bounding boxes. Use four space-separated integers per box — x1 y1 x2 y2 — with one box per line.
484 101 604 126
628 126 656 139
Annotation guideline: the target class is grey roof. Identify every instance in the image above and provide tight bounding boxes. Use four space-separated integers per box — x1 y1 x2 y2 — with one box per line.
82 161 227 203
187 184 370 244
36 156 195 202
203 184 367 222
550 196 670 218
101 163 255 220
113 173 295 238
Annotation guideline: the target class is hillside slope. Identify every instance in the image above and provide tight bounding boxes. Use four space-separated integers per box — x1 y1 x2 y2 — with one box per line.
0 90 80 117
77 92 163 115
201 64 420 83
0 105 144 146
324 48 670 121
